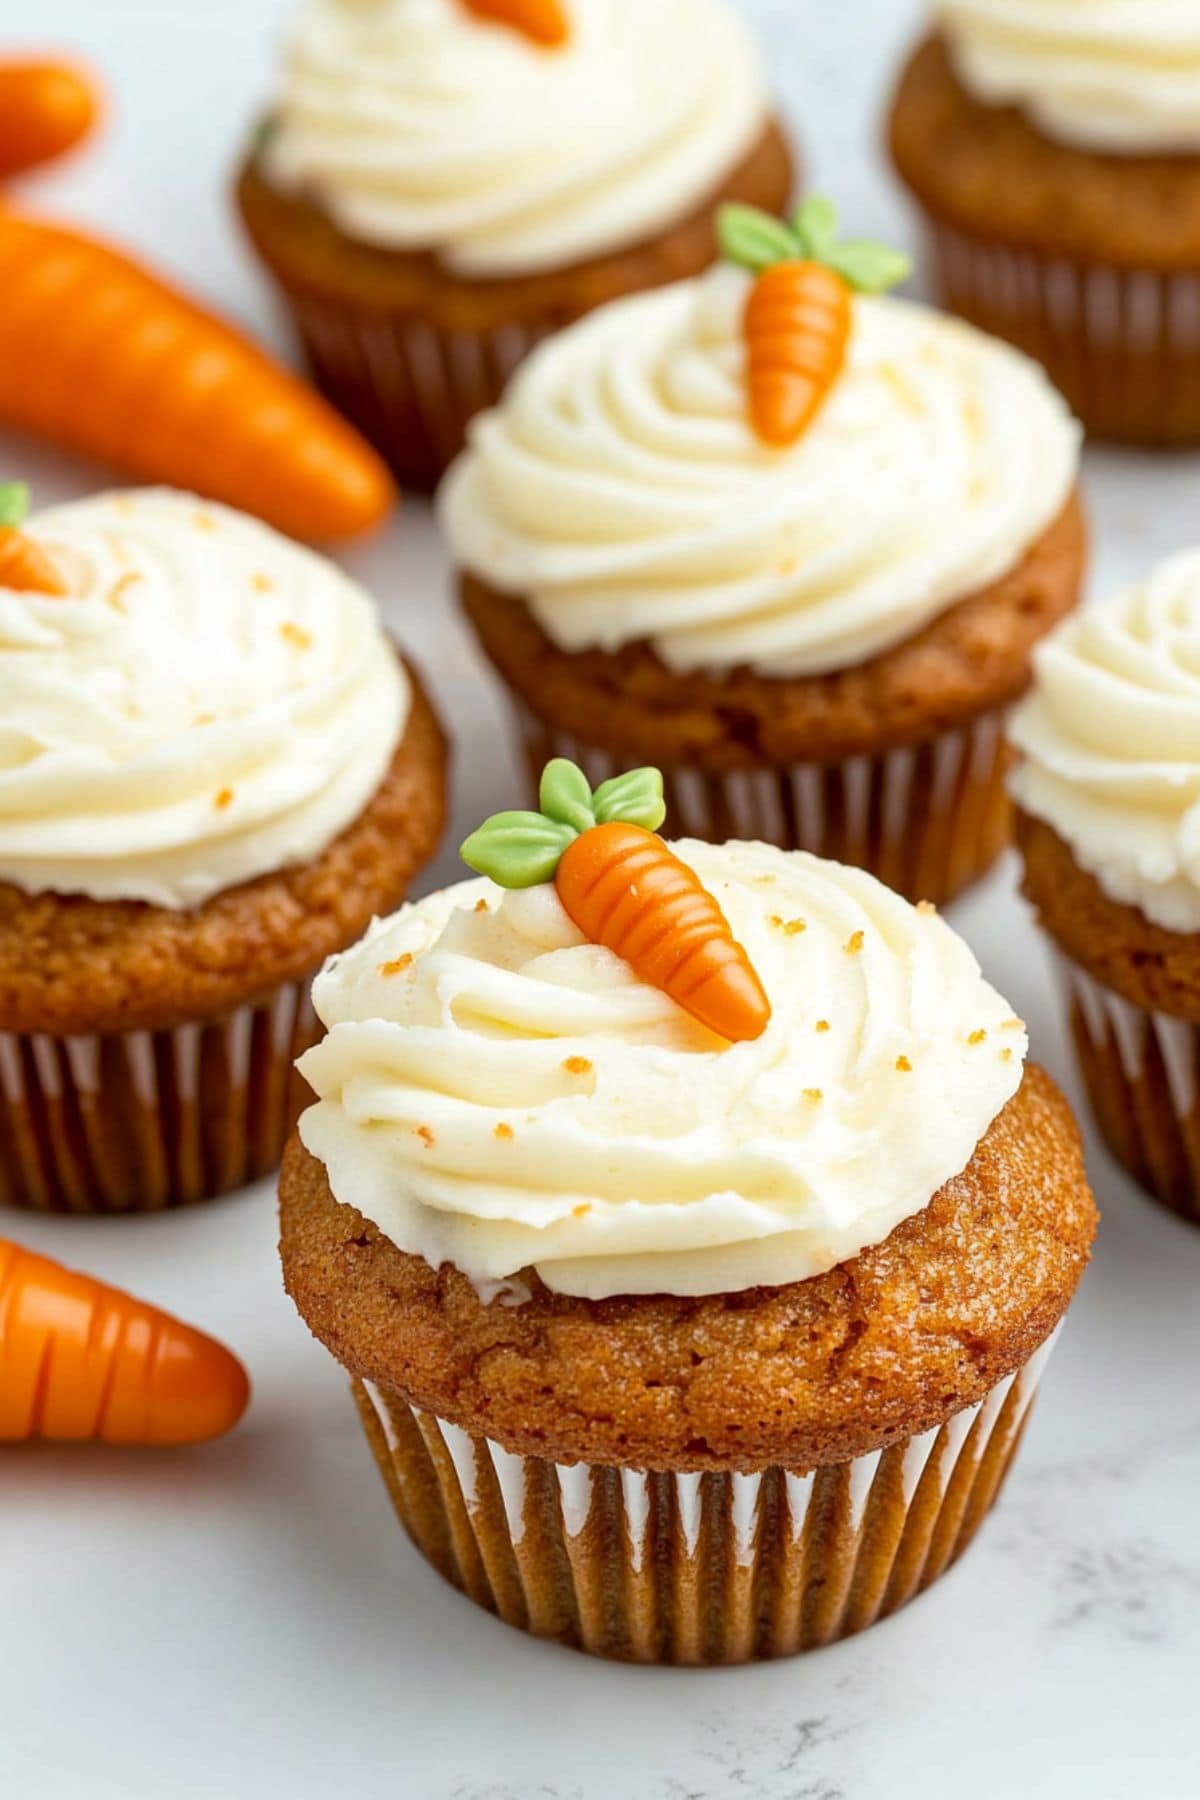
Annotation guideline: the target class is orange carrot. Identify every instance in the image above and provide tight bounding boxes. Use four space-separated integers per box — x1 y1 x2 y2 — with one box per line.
461 0 569 47
744 260 852 449
0 210 396 543
0 481 66 595
0 1239 250 1446
0 59 100 180
718 197 911 449
461 761 772 1043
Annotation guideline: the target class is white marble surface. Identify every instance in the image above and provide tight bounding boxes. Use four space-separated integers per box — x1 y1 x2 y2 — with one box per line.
4 2 1200 1796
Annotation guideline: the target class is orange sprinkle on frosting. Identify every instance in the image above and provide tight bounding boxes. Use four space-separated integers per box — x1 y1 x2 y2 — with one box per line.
494 1123 514 1140
563 1056 593 1076
416 1126 435 1149
895 1055 912 1072
968 1030 987 1046
378 953 413 977
214 787 234 811
280 621 312 650
844 930 865 954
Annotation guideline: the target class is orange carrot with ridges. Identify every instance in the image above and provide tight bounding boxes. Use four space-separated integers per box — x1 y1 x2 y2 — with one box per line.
0 210 396 543
0 59 100 179
0 1239 250 1446
461 0 569 47
461 761 771 1043
0 482 66 595
718 197 911 449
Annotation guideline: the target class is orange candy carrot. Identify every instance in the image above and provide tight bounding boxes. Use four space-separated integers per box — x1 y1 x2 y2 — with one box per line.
0 59 100 180
0 482 66 595
718 197 911 449
460 0 569 46
0 1239 250 1446
461 761 771 1043
0 210 396 543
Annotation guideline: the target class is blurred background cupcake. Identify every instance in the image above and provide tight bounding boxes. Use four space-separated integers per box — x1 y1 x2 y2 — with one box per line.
889 2 1200 446
1010 549 1200 1224
236 0 794 489
0 485 445 1214
280 774 1096 1665
441 203 1085 905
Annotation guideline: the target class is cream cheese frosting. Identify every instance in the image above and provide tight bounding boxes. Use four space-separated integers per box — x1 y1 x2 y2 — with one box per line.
263 0 769 278
934 0 1200 155
1010 550 1200 934
298 841 1027 1300
439 268 1080 679
0 489 409 910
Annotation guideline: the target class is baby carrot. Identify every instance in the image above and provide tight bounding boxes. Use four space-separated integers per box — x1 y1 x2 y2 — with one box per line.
0 59 100 180
460 0 569 46
718 197 911 449
461 761 771 1043
0 1239 250 1447
0 481 66 595
0 209 396 543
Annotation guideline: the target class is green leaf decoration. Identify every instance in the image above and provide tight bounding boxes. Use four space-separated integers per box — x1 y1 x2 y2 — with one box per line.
717 204 803 275
0 483 31 529
823 240 912 295
539 759 596 835
460 811 576 889
719 194 908 295
592 768 666 831
792 195 838 258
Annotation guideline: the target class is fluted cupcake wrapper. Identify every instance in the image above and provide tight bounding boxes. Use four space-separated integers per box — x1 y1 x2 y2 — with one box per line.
355 1331 1057 1665
284 291 552 490
1055 952 1200 1222
0 977 319 1214
515 703 1011 907
925 217 1200 447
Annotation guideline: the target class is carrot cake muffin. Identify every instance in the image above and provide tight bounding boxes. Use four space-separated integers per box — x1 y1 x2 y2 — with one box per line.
280 762 1096 1664
235 0 794 488
440 203 1086 904
889 6 1200 444
1011 548 1200 1221
0 485 446 1214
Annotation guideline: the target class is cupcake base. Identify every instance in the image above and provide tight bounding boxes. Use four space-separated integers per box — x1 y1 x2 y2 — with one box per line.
354 1332 1057 1665
0 977 318 1214
1056 953 1200 1222
516 704 1012 907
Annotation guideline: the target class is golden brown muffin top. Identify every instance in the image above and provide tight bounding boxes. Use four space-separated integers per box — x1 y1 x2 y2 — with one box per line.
0 673 446 1037
279 1065 1096 1473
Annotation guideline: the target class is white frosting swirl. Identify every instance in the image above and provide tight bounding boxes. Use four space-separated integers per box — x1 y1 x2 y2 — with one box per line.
263 0 769 278
0 489 409 910
298 841 1027 1299
439 270 1080 678
1010 550 1200 934
934 0 1200 154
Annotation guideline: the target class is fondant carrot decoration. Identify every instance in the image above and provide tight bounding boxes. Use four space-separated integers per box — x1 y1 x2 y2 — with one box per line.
0 59 100 179
0 1239 250 1446
717 196 910 448
461 762 771 1043
0 482 66 595
0 211 396 543
460 0 569 46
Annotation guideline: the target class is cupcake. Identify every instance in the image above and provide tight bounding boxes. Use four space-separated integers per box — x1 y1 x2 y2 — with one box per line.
0 485 445 1214
1011 549 1200 1223
440 200 1086 905
235 0 794 489
280 760 1096 1665
889 5 1200 445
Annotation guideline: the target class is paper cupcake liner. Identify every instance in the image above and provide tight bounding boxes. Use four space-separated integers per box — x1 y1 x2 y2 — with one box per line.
1055 952 1200 1222
285 291 553 490
925 218 1200 446
354 1330 1056 1665
0 977 319 1215
516 704 1011 906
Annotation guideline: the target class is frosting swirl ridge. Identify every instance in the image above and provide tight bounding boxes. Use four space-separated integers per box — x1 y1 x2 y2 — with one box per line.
0 489 408 909
1010 549 1200 933
934 0 1200 154
299 841 1027 1299
439 270 1080 678
263 0 769 277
